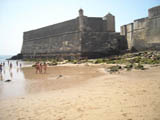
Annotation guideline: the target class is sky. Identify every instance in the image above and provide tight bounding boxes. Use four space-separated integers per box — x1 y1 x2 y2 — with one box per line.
0 0 160 55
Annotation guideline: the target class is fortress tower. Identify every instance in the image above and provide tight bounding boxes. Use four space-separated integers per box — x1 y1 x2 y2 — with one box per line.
103 13 115 32
79 9 85 32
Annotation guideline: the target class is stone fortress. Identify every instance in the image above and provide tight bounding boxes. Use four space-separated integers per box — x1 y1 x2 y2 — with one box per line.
21 9 127 59
121 5 160 51
21 5 160 59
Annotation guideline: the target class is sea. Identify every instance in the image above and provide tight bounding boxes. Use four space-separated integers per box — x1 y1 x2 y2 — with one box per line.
0 55 12 63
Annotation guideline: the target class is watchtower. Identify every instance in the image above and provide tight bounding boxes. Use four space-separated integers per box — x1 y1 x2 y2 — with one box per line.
103 13 115 32
79 9 85 32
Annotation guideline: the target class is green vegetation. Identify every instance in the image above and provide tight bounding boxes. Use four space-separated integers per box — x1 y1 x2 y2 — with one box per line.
108 65 122 73
124 64 133 71
25 51 160 72
134 63 145 70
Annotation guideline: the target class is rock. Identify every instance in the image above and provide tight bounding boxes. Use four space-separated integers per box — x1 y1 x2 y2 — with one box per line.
4 79 12 82
57 75 63 79
9 53 23 60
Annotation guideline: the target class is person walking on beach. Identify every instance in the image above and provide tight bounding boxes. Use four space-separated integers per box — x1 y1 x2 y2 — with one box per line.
0 64 2 73
43 62 47 73
9 63 13 69
20 63 22 68
16 61 18 66
3 62 5 67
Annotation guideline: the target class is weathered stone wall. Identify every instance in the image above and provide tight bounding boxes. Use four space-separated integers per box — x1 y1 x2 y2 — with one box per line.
149 5 160 18
23 19 79 41
85 17 104 32
21 18 81 58
22 31 81 58
81 32 127 58
121 5 160 51
145 15 160 50
104 13 115 32
132 18 148 50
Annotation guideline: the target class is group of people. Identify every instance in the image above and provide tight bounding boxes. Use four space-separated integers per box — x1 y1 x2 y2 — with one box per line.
35 62 47 74
0 60 21 80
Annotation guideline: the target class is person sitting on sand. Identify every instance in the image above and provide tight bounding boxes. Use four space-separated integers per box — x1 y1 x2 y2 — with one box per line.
43 62 47 73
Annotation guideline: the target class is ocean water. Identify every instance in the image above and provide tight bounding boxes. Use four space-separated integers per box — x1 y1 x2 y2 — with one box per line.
0 55 12 62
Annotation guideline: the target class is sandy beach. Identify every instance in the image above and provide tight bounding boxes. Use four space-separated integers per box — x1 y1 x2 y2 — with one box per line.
0 64 160 120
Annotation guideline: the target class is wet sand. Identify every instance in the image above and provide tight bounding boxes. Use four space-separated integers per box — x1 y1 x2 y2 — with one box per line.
0 64 160 120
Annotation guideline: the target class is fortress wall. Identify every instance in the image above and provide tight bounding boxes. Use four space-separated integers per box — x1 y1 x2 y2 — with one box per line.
145 15 160 50
85 17 104 32
22 18 81 58
120 25 127 36
132 18 148 50
22 31 81 58
23 19 79 41
121 5 160 51
126 23 134 50
81 32 127 58
120 23 134 50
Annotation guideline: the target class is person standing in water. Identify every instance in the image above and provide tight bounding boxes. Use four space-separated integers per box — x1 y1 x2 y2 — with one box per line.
16 61 18 67
0 64 2 73
3 62 5 67
0 63 3 80
35 62 40 74
39 63 43 73
9 62 13 69
43 62 47 73
20 63 22 68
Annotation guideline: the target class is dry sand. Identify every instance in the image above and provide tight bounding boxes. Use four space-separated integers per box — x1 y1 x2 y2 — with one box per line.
0 64 160 120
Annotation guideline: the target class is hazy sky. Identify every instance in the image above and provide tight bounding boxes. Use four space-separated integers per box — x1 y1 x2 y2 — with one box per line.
0 0 160 55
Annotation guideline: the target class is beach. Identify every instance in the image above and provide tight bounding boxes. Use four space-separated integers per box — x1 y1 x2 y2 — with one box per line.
0 63 160 120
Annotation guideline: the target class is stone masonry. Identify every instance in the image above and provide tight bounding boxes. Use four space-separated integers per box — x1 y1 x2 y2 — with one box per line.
21 9 127 59
121 5 160 51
